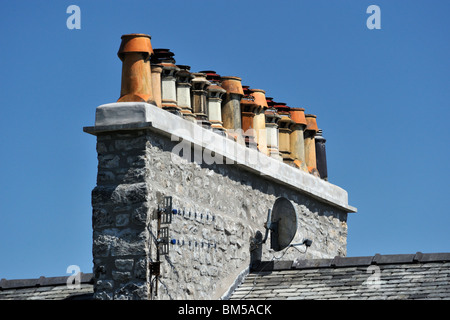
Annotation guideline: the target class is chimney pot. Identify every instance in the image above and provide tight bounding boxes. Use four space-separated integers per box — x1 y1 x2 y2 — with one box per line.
305 114 319 132
176 65 196 122
220 76 244 140
289 107 307 126
289 107 308 171
117 33 153 61
276 103 295 166
315 129 328 180
154 48 181 115
191 72 211 129
304 114 320 177
250 89 269 155
117 34 155 104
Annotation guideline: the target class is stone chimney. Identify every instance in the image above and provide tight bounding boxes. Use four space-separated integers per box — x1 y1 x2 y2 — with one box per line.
315 129 328 180
117 34 155 104
304 114 320 177
289 107 308 172
83 33 357 300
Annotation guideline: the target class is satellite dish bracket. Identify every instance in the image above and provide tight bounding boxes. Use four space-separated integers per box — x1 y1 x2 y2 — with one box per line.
262 209 276 244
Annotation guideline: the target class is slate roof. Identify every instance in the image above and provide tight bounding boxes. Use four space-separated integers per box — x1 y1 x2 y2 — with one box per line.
2 253 449 300
230 252 450 300
0 273 94 300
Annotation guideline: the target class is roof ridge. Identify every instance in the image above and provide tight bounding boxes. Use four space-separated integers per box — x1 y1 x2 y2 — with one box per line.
0 273 94 290
251 252 450 272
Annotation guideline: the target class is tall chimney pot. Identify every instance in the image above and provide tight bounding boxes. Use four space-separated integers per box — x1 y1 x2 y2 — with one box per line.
250 89 269 155
117 34 155 104
191 72 211 129
274 102 295 166
315 129 328 180
176 65 196 122
304 114 320 176
220 76 244 141
202 71 227 135
289 107 308 172
153 48 181 116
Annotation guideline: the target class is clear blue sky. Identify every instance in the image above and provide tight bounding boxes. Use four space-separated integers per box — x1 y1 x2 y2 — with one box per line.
0 0 449 280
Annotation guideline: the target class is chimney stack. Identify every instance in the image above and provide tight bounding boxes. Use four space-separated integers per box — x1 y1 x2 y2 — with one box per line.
304 114 320 176
117 34 155 104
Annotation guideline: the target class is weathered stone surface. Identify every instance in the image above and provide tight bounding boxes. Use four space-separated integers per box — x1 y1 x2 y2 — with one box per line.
91 124 349 300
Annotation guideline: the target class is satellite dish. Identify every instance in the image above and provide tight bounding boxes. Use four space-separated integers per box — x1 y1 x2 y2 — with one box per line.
266 197 298 251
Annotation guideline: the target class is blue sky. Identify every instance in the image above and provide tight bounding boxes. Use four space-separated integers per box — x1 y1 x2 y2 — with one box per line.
0 0 449 280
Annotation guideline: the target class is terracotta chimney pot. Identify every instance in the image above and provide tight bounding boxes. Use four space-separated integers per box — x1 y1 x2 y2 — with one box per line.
305 114 319 132
274 103 295 166
150 63 163 108
117 33 153 60
117 34 155 104
250 89 269 155
304 114 320 177
220 76 244 141
221 76 244 96
289 107 308 171
240 87 258 148
289 107 307 126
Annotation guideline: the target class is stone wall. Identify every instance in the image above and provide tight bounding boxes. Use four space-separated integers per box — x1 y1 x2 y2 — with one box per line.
90 125 348 300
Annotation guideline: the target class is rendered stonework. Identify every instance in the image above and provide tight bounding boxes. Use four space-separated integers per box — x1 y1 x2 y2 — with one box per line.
84 101 356 300
81 32 358 300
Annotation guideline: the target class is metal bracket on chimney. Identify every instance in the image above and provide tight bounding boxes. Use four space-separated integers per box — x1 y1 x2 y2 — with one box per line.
156 196 173 225
150 196 173 299
155 196 173 255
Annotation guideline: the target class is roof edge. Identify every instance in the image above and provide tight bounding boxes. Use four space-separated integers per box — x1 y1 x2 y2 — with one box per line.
0 273 94 290
251 252 450 272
